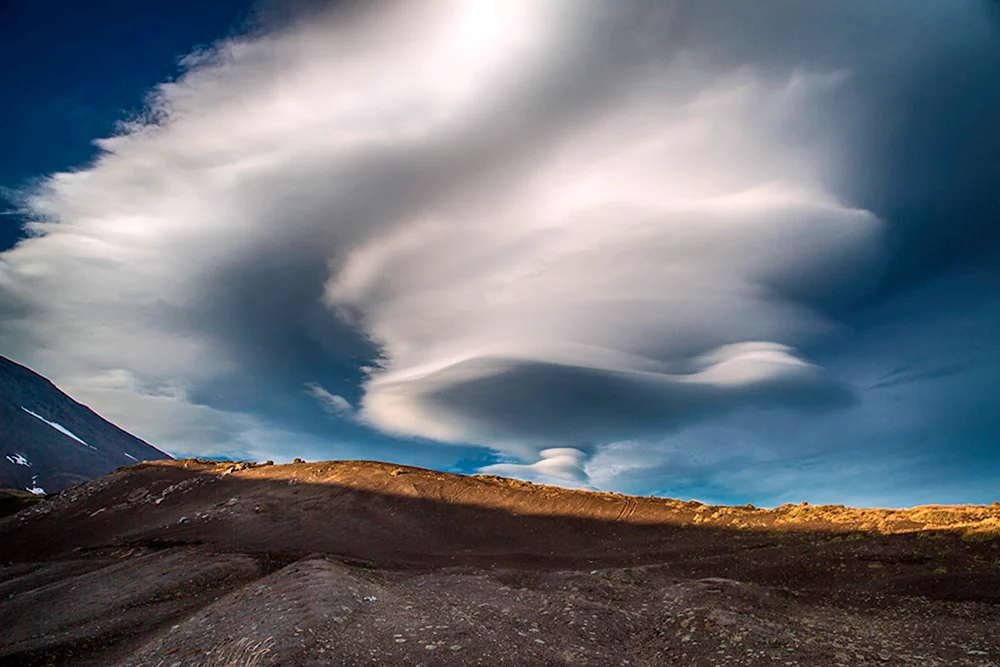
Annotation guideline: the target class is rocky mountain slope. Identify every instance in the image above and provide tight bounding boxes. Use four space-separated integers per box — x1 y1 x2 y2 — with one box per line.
1 459 998 665
0 354 170 494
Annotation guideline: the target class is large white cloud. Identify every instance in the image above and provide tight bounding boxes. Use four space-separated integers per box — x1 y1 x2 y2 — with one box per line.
0 1 907 471
331 68 878 455
0 0 572 454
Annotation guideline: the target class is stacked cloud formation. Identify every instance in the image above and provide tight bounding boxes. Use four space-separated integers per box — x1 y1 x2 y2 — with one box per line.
0 1 997 501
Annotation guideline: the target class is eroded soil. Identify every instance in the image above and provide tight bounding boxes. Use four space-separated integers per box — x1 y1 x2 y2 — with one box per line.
1 459 998 666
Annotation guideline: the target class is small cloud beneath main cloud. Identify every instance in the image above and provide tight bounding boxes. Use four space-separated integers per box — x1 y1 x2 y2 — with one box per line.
479 447 593 489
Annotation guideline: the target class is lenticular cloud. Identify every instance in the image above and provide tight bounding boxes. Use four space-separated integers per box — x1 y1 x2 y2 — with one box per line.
0 1 881 460
329 70 880 454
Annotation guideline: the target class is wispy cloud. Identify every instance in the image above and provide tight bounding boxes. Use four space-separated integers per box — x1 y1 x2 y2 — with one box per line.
304 382 353 417
867 363 972 390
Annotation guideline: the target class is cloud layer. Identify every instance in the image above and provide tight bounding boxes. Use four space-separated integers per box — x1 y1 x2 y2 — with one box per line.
0 1 997 501
334 66 879 451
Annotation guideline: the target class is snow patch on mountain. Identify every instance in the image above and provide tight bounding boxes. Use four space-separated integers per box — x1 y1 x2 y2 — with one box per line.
25 475 45 495
5 453 30 467
21 407 98 450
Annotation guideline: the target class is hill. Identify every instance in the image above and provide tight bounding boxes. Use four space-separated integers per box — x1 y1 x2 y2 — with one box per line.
1 459 998 665
0 354 170 494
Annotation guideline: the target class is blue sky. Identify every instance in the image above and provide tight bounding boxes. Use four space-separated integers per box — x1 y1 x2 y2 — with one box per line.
0 0 256 248
0 0 998 507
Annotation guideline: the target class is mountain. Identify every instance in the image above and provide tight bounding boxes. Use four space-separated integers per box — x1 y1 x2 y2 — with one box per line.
1 459 997 666
0 354 170 495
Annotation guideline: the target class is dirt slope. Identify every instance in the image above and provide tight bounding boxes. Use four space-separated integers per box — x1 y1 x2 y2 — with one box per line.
1 459 998 666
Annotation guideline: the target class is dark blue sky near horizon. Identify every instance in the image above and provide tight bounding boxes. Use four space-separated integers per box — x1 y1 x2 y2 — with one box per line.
0 0 998 507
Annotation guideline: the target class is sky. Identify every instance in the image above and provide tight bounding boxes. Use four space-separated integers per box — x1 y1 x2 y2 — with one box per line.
1 0 998 508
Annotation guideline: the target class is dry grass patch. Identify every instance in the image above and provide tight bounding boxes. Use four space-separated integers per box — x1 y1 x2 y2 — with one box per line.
197 637 274 667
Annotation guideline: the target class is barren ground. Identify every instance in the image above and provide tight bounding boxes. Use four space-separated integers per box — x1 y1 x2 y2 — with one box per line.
1 459 998 666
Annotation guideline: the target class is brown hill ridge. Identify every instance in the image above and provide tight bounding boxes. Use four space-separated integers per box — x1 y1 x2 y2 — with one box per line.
6 458 1000 563
150 459 1000 535
1 459 999 666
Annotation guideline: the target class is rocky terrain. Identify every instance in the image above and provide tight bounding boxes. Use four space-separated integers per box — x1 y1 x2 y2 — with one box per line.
0 354 170 494
1 459 998 666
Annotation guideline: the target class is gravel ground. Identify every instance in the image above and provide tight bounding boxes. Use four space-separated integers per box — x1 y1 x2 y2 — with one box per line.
1 460 997 666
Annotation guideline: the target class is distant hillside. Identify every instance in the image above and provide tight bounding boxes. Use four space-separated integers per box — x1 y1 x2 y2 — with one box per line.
0 354 170 494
